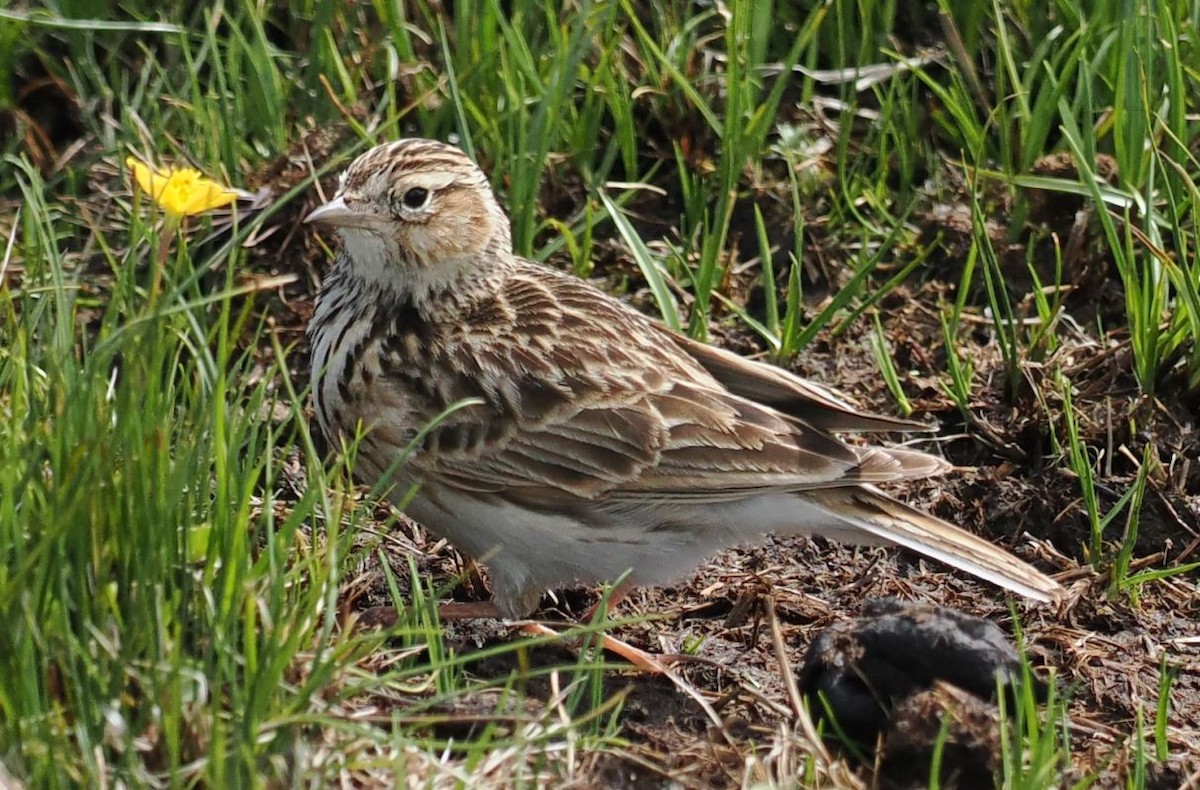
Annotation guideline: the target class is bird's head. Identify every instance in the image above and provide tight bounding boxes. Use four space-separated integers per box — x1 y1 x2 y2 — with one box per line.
306 139 514 297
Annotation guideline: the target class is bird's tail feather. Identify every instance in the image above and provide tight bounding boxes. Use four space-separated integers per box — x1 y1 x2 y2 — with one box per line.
808 485 1064 603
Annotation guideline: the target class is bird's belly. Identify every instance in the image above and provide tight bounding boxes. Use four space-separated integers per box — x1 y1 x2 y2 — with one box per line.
402 491 739 608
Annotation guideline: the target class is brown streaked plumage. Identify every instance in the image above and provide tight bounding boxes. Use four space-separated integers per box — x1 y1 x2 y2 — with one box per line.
305 138 1064 619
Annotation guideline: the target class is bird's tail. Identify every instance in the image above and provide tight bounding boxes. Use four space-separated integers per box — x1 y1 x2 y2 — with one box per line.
807 485 1064 603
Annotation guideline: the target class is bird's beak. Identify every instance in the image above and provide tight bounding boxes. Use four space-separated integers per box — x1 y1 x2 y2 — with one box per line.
304 195 357 227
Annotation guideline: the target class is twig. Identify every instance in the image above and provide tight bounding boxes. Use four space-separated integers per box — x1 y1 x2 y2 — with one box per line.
765 594 831 765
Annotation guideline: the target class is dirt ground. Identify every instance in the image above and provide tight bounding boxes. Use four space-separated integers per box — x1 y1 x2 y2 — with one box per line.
240 134 1200 788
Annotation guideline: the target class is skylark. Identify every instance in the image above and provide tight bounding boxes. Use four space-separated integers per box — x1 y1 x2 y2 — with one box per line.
305 138 1064 621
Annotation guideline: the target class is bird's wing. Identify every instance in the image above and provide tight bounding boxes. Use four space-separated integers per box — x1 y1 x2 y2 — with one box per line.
396 267 945 501
655 325 928 433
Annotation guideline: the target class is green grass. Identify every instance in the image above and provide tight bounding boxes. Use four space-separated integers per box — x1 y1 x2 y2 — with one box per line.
2 0 1199 785
996 629 1072 790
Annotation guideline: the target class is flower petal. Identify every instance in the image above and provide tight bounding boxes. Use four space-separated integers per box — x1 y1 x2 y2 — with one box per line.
126 156 240 217
179 178 238 215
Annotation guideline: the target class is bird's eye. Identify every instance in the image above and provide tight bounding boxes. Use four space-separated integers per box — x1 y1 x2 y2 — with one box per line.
401 187 430 209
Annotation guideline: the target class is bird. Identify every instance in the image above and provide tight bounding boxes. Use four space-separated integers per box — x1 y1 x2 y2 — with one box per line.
304 138 1064 625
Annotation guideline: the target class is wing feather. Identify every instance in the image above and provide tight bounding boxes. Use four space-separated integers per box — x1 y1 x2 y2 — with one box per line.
657 325 930 433
387 266 947 502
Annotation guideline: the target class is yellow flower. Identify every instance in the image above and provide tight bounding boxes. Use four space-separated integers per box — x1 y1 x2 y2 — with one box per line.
126 156 238 216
